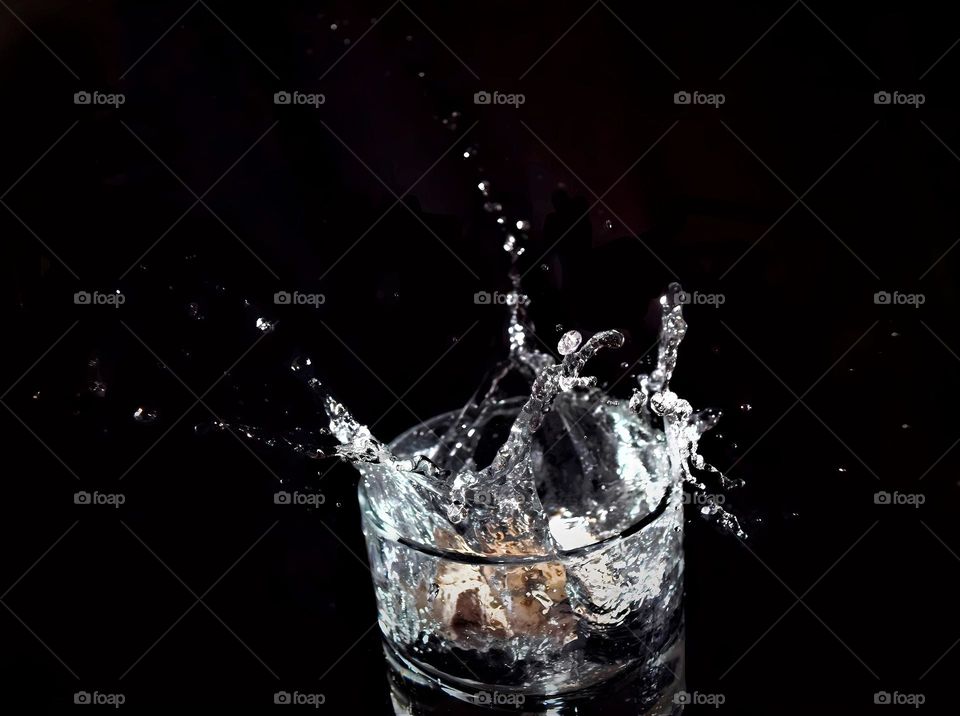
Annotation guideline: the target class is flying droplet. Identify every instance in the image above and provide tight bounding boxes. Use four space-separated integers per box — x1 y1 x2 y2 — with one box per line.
558 330 582 356
290 356 311 373
256 317 275 333
133 407 158 423
516 220 530 231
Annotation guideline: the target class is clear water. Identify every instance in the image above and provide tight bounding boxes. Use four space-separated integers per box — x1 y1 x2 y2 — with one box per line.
188 173 743 709
306 177 746 708
360 392 685 704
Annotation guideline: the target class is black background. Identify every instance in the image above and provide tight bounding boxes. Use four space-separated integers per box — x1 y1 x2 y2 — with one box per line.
1 2 959 713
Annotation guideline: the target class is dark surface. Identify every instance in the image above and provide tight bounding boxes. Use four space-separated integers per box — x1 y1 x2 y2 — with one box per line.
2 2 959 713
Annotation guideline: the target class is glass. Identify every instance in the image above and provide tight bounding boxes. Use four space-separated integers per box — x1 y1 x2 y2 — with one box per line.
359 397 686 713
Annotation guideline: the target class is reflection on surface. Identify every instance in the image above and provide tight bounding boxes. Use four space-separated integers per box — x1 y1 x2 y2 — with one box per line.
384 635 685 715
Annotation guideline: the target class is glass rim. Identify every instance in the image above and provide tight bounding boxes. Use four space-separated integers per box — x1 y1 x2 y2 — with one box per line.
359 481 673 564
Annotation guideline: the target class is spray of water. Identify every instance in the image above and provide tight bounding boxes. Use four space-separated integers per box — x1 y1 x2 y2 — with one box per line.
313 178 745 555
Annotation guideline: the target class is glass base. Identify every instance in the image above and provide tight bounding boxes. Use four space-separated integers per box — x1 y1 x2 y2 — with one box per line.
383 631 686 715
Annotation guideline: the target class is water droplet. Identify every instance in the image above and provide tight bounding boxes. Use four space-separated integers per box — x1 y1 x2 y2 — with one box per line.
187 302 203 320
890 331 899 337
739 403 753 413
540 264 549 272
89 380 107 398
255 317 275 333
133 406 158 423
290 356 312 373
558 330 582 356
330 23 338 30
837 466 847 473
604 219 614 230
477 180 490 195
483 201 503 213
515 220 530 231
901 423 910 429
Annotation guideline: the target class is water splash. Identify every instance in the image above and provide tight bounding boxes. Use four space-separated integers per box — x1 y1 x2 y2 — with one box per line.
314 179 745 547
633 284 746 538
